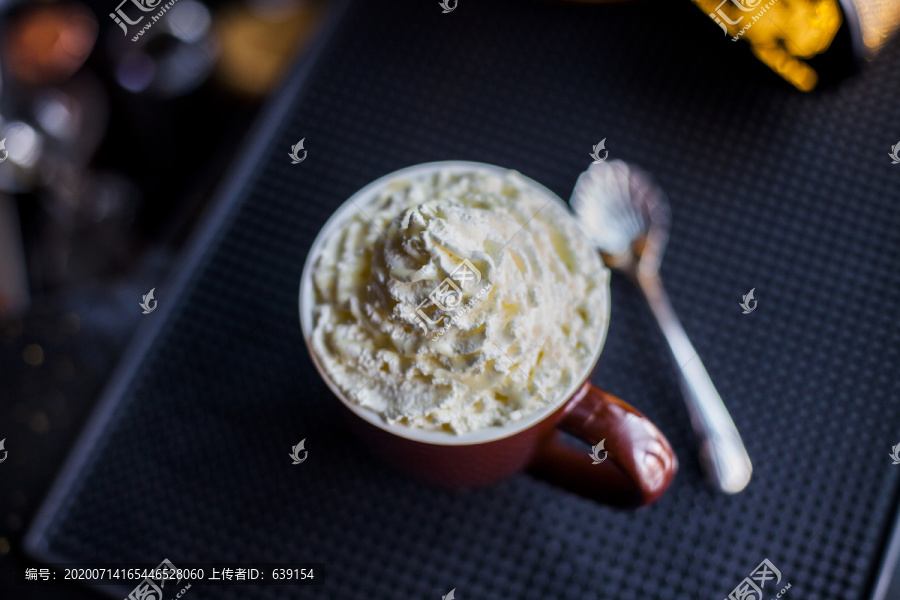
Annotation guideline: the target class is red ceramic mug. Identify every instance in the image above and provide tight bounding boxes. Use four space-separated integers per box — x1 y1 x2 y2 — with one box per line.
299 162 677 507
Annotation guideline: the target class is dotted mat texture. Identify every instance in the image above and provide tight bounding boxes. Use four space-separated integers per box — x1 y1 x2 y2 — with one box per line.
26 0 900 599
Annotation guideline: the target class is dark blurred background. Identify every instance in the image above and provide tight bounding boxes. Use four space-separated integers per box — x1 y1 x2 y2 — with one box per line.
0 0 326 596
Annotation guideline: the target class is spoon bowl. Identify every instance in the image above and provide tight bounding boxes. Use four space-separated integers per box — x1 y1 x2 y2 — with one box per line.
571 160 669 274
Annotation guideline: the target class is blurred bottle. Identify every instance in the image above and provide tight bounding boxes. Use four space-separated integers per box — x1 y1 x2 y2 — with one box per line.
693 0 900 90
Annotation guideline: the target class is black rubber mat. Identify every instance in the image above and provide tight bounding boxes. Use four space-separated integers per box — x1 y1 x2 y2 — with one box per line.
25 0 900 599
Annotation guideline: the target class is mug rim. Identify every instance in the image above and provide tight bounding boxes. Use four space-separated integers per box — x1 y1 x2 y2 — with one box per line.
298 160 611 446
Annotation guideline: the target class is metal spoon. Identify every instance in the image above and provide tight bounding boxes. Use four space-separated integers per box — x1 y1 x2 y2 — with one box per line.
571 159 752 494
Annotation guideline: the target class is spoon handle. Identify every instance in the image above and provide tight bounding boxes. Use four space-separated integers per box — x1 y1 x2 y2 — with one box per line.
636 271 753 494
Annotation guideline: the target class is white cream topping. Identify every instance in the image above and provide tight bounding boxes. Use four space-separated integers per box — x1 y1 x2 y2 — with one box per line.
310 169 609 434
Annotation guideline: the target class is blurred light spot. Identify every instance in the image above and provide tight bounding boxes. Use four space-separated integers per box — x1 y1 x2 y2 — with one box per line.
34 92 75 140
167 1 211 43
22 343 44 366
155 44 214 97
5 4 98 85
3 122 42 168
117 52 157 93
0 538 9 555
29 412 49 433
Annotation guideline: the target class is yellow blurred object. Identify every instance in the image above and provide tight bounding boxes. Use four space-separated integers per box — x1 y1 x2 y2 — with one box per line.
574 0 900 89
215 0 323 97
694 0 843 91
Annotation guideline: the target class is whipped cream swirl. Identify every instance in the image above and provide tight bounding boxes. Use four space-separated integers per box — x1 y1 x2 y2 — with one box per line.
310 168 609 434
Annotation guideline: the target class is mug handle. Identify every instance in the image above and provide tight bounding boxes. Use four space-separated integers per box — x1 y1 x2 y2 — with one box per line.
528 382 678 507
